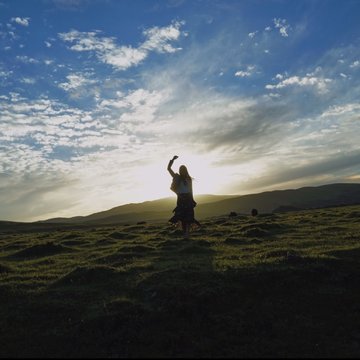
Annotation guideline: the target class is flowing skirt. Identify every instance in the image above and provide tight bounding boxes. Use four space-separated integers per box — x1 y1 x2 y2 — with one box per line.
169 193 200 228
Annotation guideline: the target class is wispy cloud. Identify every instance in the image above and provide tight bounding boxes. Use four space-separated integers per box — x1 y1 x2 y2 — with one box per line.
16 55 39 64
248 31 257 39
59 21 185 70
11 17 30 27
350 60 359 68
321 103 360 117
273 18 291 37
59 73 97 91
265 74 332 94
235 65 256 78
20 77 36 84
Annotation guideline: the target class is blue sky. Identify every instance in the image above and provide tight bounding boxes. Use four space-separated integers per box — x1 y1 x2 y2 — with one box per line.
1 0 360 222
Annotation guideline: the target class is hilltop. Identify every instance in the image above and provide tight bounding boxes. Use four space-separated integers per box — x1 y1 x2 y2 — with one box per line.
39 183 360 225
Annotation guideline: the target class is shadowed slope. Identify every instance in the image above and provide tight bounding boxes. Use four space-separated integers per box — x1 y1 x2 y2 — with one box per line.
37 183 360 225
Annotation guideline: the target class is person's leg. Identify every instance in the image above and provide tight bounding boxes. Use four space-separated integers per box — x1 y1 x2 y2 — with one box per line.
184 223 190 238
181 221 186 235
186 223 191 237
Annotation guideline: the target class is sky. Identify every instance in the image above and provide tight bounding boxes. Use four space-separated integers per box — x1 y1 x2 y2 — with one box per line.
1 0 360 222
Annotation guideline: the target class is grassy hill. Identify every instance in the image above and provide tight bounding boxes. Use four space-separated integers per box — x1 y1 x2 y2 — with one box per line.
41 183 360 225
1 204 360 357
40 194 237 224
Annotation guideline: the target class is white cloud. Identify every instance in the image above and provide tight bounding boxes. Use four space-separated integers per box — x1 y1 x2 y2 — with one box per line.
350 60 359 68
16 55 39 64
235 65 256 78
59 73 97 91
0 70 12 78
273 18 291 37
11 17 30 26
321 103 360 117
235 70 250 77
141 21 184 53
248 31 257 38
20 77 36 84
59 21 185 71
266 74 332 93
59 29 114 51
99 46 147 70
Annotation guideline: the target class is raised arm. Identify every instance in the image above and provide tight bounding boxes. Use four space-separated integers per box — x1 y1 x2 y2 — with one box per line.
167 155 178 177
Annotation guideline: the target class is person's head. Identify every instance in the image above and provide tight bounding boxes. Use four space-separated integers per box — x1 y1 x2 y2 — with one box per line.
179 165 191 179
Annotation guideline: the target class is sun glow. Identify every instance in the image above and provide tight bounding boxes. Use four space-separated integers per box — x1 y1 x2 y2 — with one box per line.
132 153 232 203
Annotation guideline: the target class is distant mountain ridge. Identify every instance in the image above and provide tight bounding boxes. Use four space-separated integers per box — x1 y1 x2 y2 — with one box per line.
39 183 360 225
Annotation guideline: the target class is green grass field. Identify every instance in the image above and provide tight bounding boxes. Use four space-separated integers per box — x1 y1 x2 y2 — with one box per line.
1 205 360 358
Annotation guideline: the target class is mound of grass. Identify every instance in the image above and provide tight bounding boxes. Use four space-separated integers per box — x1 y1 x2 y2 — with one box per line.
224 237 262 246
243 227 269 237
61 233 82 240
53 265 120 286
108 231 138 240
61 239 88 246
8 242 72 259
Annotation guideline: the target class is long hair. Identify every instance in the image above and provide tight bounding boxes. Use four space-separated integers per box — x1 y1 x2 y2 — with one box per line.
179 165 192 185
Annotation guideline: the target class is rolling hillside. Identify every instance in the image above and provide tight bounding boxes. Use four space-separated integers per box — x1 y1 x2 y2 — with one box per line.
1 203 360 357
39 183 360 225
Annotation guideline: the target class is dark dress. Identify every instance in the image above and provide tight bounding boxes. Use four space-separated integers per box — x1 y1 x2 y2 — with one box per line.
169 176 200 228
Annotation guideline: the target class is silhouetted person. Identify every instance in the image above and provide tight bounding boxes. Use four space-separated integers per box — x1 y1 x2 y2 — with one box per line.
167 155 200 237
